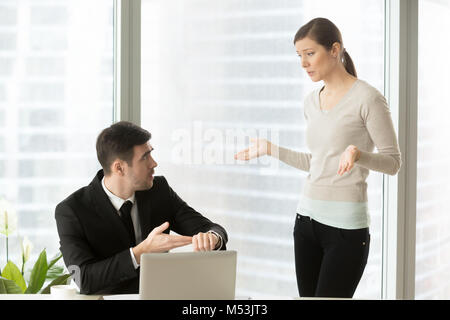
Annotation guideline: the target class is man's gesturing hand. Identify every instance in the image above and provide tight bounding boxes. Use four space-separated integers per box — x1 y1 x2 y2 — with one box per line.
132 222 192 264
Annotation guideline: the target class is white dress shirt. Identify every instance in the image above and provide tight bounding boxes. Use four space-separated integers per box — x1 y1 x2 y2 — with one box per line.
101 177 141 269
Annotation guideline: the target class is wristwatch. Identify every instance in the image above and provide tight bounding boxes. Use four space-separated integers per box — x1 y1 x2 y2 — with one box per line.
207 231 222 250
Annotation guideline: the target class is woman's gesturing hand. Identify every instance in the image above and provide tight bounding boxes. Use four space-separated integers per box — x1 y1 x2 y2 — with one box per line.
338 145 361 176
234 138 271 161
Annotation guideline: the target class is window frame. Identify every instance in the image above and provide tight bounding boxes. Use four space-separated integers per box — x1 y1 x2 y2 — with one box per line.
114 0 141 125
382 0 418 300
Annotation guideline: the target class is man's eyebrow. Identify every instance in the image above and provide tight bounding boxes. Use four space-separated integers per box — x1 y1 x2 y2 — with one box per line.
141 149 153 159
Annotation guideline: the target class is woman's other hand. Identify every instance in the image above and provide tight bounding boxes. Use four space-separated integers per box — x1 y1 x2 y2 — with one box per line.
337 145 360 175
234 138 271 161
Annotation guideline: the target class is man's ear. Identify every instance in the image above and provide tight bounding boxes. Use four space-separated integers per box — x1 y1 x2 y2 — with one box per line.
111 159 125 176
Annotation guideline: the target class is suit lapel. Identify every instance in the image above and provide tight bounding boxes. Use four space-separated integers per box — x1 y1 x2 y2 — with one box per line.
135 190 153 241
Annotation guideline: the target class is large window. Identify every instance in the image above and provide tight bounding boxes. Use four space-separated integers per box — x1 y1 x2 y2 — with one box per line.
3 0 445 300
141 0 385 298
415 0 450 299
0 0 114 265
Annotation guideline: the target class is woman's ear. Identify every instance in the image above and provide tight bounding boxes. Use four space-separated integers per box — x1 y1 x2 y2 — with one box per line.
331 42 341 58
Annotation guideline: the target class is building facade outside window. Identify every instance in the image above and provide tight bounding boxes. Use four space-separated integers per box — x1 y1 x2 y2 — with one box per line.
415 0 450 299
0 0 114 266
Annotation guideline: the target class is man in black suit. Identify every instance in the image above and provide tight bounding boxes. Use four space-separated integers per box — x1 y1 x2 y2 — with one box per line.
55 121 228 295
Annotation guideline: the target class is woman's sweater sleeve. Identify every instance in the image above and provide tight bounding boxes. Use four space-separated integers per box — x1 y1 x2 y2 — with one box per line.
356 92 402 175
273 145 312 172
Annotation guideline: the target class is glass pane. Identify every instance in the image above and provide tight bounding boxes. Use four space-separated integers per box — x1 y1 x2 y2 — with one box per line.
0 0 114 265
415 0 450 299
142 0 384 298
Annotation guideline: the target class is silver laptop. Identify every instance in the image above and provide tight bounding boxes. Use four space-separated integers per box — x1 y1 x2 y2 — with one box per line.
139 250 237 300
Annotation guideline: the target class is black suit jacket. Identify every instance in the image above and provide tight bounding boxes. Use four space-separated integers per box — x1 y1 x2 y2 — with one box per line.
55 170 228 295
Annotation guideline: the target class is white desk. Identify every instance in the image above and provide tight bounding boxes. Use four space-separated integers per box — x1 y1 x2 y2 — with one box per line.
101 294 294 300
0 294 347 300
0 294 293 300
100 295 346 300
0 294 101 300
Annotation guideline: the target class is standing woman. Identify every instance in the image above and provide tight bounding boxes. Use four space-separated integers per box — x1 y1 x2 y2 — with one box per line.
235 18 401 298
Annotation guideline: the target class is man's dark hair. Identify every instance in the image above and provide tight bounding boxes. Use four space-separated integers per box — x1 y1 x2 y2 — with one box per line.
96 121 151 175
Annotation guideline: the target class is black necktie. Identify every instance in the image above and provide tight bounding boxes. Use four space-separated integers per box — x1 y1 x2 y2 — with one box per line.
119 200 136 246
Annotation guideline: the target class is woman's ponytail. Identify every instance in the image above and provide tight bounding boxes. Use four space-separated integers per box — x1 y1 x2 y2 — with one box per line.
342 49 357 78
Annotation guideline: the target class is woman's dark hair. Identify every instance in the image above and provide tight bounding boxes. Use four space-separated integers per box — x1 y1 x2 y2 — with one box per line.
293 17 357 77
96 121 151 175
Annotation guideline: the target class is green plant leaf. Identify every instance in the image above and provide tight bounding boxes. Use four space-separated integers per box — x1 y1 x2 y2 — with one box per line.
24 249 48 294
47 252 63 270
39 274 72 294
0 277 23 294
1 261 26 293
46 265 64 281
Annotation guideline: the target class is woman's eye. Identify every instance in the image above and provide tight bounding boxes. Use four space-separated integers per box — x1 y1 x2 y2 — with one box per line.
307 52 314 56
